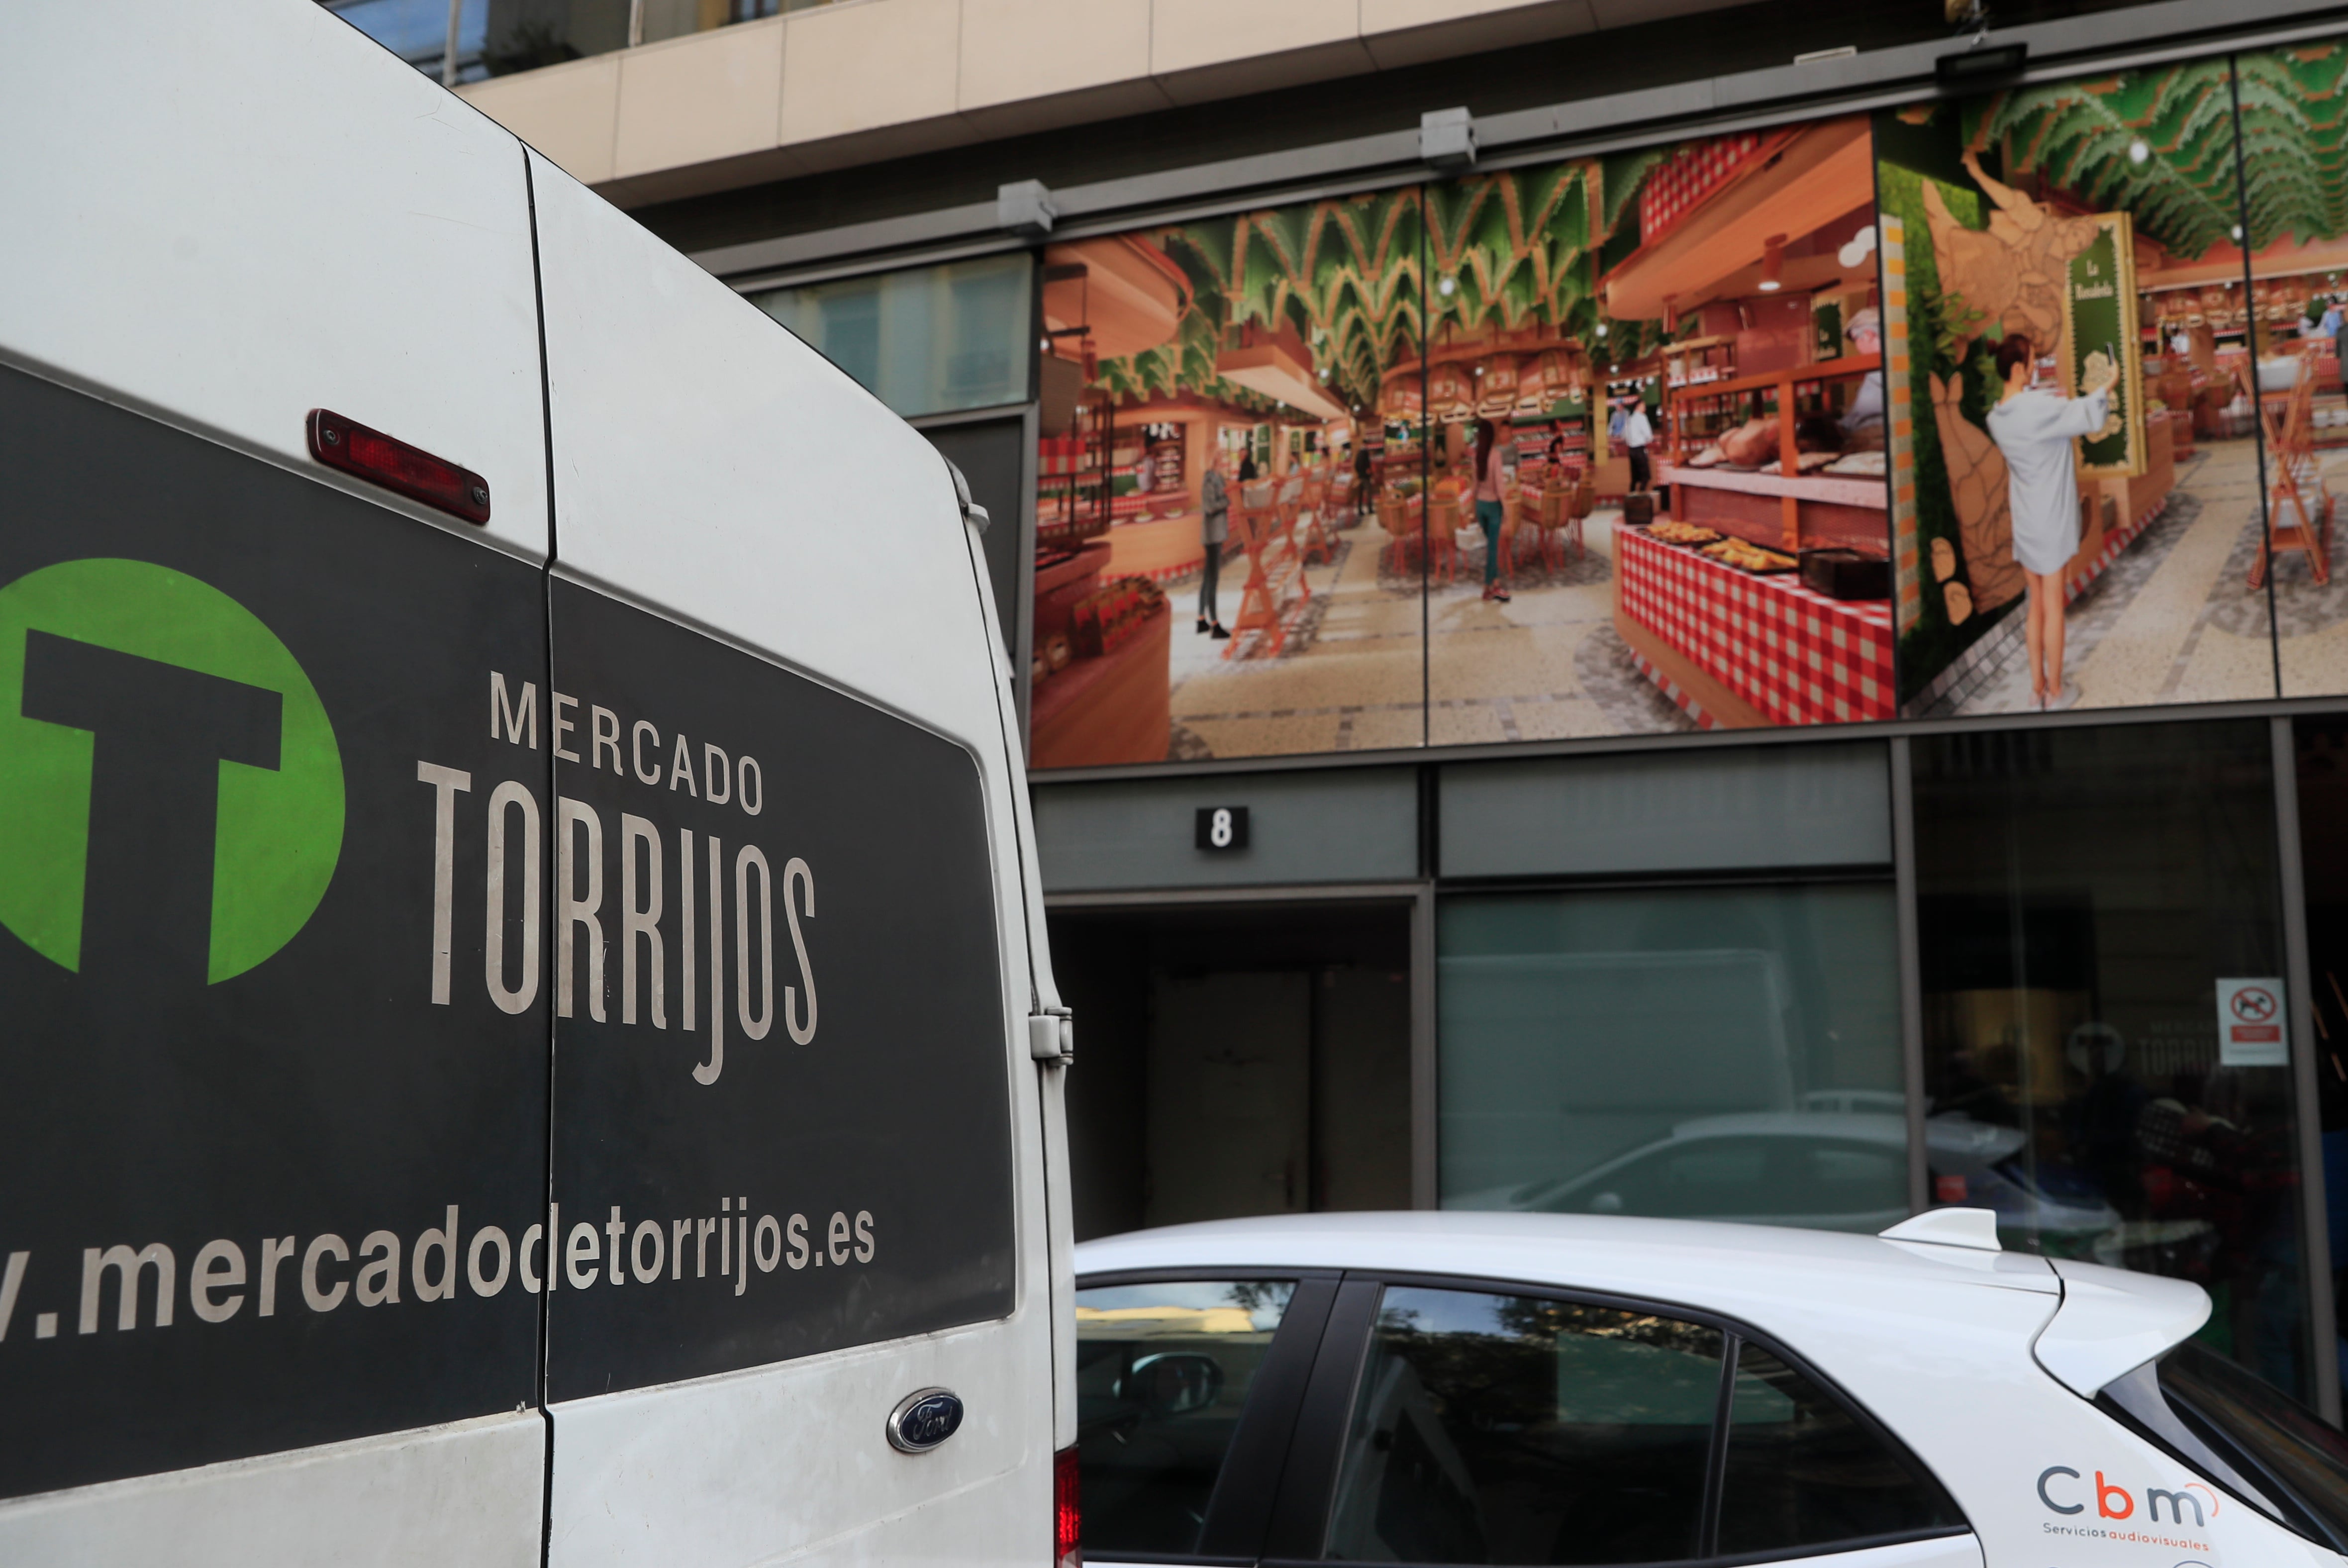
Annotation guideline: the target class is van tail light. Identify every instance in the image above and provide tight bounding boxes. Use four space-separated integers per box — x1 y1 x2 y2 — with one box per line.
307 409 490 525
1054 1443 1080 1568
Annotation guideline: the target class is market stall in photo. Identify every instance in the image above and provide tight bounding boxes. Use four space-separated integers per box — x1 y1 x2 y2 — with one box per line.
1586 117 1895 729
1400 130 1890 741
2232 39 2348 698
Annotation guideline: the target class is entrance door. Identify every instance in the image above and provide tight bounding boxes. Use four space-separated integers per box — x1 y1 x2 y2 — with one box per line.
1148 971 1312 1225
1052 898 1414 1239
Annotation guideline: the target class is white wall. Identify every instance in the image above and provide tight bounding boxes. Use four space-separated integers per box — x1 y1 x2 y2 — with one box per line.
458 0 1752 206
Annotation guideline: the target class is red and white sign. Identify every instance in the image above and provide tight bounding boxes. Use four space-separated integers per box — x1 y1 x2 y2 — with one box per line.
2217 977 2288 1067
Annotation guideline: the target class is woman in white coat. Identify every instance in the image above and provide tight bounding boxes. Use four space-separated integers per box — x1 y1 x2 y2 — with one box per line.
1985 332 2117 708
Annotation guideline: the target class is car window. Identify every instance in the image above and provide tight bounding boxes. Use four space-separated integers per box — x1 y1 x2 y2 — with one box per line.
1323 1286 1724 1564
1714 1344 1961 1553
1076 1279 1298 1557
2106 1341 2348 1550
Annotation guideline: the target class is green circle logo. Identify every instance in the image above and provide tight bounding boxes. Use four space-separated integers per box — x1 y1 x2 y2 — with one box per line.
0 558 344 982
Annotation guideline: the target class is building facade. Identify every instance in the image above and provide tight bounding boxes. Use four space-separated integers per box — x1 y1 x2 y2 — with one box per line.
334 0 2348 1420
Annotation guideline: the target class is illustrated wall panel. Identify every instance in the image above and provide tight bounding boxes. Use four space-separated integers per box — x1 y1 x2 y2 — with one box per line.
1022 46 2345 771
1425 120 1893 743
2234 37 2348 699
1877 59 2281 717
1029 192 1429 768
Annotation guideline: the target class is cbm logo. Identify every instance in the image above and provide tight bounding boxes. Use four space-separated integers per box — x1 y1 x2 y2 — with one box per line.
2037 1465 2219 1525
0 558 343 986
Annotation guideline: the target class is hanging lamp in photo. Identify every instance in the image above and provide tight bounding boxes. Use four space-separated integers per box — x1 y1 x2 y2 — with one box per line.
1759 234 1787 293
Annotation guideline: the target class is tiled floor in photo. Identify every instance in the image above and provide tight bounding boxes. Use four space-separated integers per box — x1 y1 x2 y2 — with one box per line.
1160 506 1695 761
1166 516 1425 760
1919 437 2281 717
2276 440 2348 697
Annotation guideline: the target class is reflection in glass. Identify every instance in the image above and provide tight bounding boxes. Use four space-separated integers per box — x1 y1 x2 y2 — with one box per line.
749 254 1033 420
1074 1279 1295 1556
1326 1287 1722 1565
327 0 489 82
2127 1341 2348 1547
478 0 631 73
1914 720 2312 1400
1714 1345 1958 1553
2295 717 2348 1412
1439 885 1905 1228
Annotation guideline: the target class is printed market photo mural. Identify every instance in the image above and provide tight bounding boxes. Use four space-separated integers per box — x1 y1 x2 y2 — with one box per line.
1029 190 1428 767
1030 119 1893 768
2238 36 2348 700
1877 49 2348 717
719 36 2348 772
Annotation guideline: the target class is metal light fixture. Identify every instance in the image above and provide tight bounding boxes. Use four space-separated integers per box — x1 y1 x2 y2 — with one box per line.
1759 234 1786 293
2128 139 2150 165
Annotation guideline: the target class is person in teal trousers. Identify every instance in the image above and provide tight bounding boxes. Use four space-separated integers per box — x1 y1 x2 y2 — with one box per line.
1473 417 1510 602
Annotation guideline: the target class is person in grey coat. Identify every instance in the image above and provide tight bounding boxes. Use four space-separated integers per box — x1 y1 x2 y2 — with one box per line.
1197 449 1231 638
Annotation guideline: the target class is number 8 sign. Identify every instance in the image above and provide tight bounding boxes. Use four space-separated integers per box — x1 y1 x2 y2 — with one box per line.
1194 806 1250 852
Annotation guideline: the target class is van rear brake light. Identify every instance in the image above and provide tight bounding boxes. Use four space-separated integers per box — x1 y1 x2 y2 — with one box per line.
307 409 490 525
1054 1443 1080 1567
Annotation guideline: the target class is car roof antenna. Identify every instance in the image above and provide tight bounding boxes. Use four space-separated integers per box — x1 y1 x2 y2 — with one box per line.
1878 1207 2002 1252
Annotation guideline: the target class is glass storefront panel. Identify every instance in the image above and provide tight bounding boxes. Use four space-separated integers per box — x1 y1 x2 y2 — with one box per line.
1878 59 2279 717
1016 50 2348 769
1914 719 2311 1399
477 0 631 73
1029 197 1426 766
2233 39 2348 700
328 0 489 82
2295 716 2348 1411
1426 121 1893 743
1438 884 1905 1227
748 252 1033 420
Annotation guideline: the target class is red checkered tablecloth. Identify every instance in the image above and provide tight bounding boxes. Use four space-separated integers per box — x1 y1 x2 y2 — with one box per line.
1637 130 1786 250
1618 528 1894 728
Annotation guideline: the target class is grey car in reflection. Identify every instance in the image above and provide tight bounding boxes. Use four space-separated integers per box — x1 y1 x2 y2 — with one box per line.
1450 1110 2123 1240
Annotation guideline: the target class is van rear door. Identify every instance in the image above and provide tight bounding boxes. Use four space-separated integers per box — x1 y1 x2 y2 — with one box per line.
0 0 552 1559
525 153 1057 1566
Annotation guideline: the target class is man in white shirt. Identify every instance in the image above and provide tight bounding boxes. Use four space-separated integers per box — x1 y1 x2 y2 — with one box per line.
1619 392 1655 492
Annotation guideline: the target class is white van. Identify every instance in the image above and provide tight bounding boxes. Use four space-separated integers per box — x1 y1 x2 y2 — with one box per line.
0 3 1076 1564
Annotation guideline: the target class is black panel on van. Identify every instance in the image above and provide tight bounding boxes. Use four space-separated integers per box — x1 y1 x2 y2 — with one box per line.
0 363 548 1497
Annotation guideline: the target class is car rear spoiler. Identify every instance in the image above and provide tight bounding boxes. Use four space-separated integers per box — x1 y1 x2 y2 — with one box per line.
1878 1210 2211 1397
2031 1258 2212 1397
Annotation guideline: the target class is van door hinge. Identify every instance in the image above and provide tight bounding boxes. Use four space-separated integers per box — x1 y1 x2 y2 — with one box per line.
1027 1007 1073 1064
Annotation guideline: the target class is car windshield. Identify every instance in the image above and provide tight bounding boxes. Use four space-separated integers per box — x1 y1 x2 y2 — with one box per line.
2103 1342 2348 1551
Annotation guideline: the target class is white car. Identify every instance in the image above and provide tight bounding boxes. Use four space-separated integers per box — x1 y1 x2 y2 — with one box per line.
1073 1209 2348 1568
